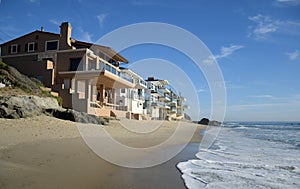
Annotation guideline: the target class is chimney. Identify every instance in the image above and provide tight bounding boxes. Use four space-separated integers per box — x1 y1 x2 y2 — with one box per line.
41 26 44 32
59 22 72 50
148 77 155 81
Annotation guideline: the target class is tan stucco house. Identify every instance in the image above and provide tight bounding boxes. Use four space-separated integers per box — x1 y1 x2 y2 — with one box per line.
0 22 136 117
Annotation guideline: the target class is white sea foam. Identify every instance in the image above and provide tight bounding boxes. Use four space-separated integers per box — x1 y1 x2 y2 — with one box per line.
177 124 300 189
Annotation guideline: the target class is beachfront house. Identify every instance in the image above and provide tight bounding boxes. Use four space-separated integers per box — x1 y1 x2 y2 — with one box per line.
0 22 136 117
115 68 148 120
0 22 188 120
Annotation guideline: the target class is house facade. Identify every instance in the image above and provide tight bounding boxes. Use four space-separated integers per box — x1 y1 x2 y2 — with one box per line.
0 22 187 120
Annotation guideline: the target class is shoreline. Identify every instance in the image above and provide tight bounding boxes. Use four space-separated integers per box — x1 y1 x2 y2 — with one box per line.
0 116 205 189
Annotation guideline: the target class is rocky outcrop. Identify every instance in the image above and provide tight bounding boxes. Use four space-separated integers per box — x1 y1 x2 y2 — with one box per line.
183 113 192 121
198 118 210 125
0 95 107 125
209 120 222 126
197 118 221 126
0 95 59 119
0 62 41 94
45 109 108 125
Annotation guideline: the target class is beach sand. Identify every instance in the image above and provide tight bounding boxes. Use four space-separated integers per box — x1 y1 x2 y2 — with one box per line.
0 116 205 189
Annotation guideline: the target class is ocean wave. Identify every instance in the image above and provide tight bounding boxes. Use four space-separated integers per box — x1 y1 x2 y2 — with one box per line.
177 122 300 189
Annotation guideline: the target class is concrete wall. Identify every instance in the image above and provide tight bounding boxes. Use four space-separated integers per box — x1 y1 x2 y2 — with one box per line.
131 100 143 114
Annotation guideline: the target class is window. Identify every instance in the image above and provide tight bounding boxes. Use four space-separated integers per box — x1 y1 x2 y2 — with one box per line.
64 79 70 89
10 44 19 54
121 88 125 93
25 42 37 52
45 40 58 51
70 58 82 71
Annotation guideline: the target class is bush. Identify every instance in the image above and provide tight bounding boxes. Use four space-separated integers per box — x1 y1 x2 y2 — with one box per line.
55 96 63 106
0 61 8 70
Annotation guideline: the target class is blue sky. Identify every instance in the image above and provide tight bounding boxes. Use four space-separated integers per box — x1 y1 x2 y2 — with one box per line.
0 0 300 121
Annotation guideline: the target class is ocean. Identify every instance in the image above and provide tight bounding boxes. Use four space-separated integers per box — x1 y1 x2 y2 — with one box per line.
177 122 300 189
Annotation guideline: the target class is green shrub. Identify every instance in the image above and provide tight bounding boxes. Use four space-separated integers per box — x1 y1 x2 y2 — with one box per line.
55 96 63 106
0 61 8 70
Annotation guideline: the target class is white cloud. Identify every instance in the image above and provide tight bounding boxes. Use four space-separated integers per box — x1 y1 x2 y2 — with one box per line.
49 19 60 26
248 14 279 39
218 45 244 59
204 45 244 64
286 50 299 60
275 0 300 6
196 88 207 93
248 14 300 39
248 95 274 98
96 13 108 28
77 27 93 42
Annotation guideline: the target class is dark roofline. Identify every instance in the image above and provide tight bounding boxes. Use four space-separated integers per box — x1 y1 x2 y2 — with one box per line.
75 40 129 63
0 24 129 63
0 30 59 46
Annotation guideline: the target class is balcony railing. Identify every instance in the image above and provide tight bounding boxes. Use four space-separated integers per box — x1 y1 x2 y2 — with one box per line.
120 72 134 83
82 53 134 84
157 89 164 96
170 106 177 112
151 101 164 107
139 79 147 87
171 98 177 104
131 94 145 101
165 94 171 101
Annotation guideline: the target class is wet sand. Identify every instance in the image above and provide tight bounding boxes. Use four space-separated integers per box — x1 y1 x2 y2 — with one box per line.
0 116 205 189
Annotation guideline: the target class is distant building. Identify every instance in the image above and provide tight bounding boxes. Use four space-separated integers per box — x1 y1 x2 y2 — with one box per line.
145 77 188 120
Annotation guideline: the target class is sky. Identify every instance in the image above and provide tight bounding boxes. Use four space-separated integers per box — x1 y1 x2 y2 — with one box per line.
0 0 300 121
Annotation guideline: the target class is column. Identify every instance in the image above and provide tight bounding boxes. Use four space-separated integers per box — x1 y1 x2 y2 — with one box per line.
96 57 99 70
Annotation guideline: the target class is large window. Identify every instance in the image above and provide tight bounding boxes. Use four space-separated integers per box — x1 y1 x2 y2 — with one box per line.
45 40 58 51
70 58 82 71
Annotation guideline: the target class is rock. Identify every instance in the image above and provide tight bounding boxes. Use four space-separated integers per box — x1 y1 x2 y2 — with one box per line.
45 108 107 125
209 120 221 126
0 82 5 88
198 118 210 125
0 95 105 125
183 113 192 121
0 65 41 94
0 95 59 118
197 118 222 126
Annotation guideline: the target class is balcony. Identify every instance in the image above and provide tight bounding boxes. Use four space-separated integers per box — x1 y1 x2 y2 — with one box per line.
151 88 164 97
170 106 177 113
135 78 147 89
151 101 164 107
170 98 177 104
59 56 134 89
131 94 145 101
164 103 170 109
159 86 171 94
159 94 171 102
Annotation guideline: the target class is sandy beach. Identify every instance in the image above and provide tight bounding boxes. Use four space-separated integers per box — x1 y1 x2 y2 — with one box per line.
0 116 205 189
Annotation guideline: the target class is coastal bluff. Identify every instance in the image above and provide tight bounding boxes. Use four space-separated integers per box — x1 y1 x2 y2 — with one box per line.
0 95 107 125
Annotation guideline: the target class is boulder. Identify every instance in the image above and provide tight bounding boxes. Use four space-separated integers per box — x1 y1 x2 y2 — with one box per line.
0 95 106 125
0 95 59 118
198 118 210 125
45 108 108 125
209 120 222 126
